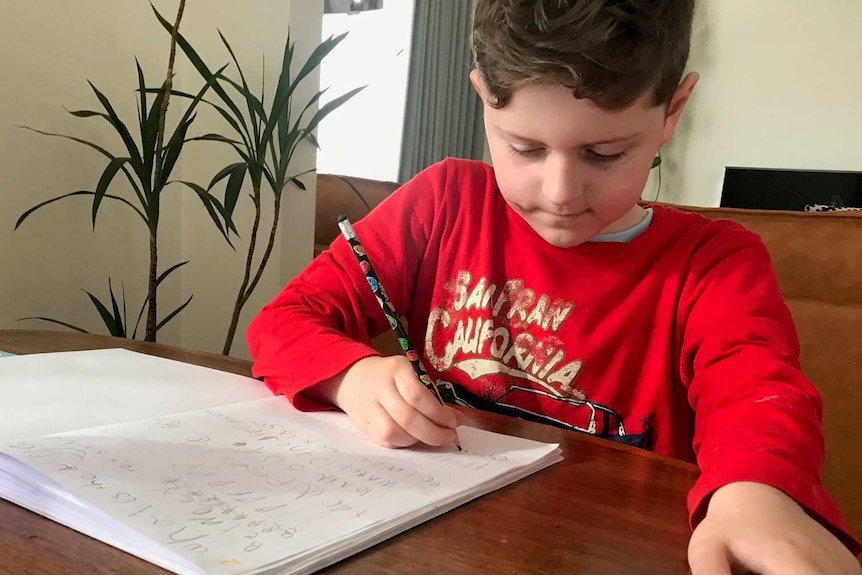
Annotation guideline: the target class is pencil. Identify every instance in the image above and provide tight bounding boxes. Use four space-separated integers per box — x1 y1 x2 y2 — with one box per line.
337 214 462 451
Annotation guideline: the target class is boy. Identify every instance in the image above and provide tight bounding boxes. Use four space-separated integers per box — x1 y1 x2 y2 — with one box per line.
248 1 861 572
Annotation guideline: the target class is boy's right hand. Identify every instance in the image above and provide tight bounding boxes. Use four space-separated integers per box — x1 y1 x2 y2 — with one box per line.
310 356 465 448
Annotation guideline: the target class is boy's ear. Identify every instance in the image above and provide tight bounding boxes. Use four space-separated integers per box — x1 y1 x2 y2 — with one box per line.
469 69 485 99
661 71 699 144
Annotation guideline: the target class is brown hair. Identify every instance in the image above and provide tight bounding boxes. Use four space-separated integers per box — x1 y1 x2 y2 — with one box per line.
471 0 694 110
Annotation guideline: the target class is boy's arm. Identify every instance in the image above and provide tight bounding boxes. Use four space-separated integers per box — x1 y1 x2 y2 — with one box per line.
678 222 860 553
246 162 448 411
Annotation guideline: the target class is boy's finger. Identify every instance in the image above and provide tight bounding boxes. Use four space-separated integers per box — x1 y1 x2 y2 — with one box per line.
391 363 460 429
361 400 417 448
379 380 458 447
687 538 733 575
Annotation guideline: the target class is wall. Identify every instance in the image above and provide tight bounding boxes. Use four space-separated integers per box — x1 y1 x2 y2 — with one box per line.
660 0 862 206
0 1 322 358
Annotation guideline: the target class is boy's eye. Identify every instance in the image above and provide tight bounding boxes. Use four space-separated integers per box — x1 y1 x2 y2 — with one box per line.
507 144 544 158
586 149 626 163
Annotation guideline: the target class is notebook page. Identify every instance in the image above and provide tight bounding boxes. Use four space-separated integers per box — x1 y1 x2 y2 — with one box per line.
1 397 560 575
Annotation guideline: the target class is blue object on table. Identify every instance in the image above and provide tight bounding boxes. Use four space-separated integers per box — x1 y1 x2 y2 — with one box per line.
0 351 15 357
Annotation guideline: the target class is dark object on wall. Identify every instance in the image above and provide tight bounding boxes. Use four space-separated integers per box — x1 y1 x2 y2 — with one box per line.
721 167 862 212
324 0 383 14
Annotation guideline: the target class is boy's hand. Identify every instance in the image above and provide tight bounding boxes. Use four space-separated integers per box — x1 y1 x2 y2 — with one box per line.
688 481 860 575
310 356 464 448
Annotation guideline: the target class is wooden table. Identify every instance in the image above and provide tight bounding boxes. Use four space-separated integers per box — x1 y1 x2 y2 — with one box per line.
0 330 698 574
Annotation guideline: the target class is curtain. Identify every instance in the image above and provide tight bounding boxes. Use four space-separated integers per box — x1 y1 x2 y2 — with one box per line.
398 0 485 183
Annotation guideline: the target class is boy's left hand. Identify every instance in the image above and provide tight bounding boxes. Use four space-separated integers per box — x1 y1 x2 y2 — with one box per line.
688 481 860 575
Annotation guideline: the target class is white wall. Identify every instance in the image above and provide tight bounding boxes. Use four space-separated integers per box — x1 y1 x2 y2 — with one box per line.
316 1 415 182
660 0 862 206
0 1 322 358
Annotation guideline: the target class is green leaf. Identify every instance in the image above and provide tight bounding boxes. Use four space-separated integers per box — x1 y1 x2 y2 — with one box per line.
305 131 321 150
17 317 90 333
220 74 268 136
289 177 306 191
143 81 167 176
16 190 147 230
156 64 231 194
279 88 327 172
66 109 107 119
217 32 265 148
207 161 247 191
176 181 234 245
209 102 254 151
260 36 299 158
17 125 113 158
303 86 364 136
289 167 317 179
174 63 230 131
142 87 254 153
93 157 130 228
121 281 129 339
213 195 239 237
260 52 267 109
278 86 365 184
160 115 194 186
289 33 347 97
334 174 371 211
193 133 245 148
16 125 147 207
142 87 197 99
133 296 147 340
83 288 121 337
157 261 189 286
135 58 147 133
107 278 127 338
151 3 250 138
156 294 193 332
87 81 144 172
224 163 247 216
189 135 252 164
261 164 277 193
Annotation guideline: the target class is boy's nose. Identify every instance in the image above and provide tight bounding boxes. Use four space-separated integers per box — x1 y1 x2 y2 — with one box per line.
541 159 584 208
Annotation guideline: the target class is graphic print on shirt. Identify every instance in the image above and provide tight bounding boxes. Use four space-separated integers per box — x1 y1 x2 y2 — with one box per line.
424 270 651 448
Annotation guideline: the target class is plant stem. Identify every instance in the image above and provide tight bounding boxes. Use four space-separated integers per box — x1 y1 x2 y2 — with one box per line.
222 183 282 356
147 0 187 342
244 193 281 311
222 173 263 355
146 226 159 342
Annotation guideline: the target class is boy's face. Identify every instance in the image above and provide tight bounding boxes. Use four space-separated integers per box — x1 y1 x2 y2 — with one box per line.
472 71 698 248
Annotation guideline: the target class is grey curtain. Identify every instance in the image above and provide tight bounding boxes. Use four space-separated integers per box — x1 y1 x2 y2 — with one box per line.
398 0 485 182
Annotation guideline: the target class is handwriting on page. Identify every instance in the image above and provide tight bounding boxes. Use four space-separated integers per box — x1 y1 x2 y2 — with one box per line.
3 399 521 574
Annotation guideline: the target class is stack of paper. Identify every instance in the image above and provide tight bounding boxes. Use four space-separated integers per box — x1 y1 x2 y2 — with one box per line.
0 350 562 575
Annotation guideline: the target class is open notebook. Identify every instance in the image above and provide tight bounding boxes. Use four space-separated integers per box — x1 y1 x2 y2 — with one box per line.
0 349 562 575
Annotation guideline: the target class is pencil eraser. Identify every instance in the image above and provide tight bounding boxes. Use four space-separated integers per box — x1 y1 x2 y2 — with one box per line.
337 214 348 223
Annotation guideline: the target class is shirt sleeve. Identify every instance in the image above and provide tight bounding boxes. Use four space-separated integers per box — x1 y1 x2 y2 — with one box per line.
678 221 860 554
246 161 449 411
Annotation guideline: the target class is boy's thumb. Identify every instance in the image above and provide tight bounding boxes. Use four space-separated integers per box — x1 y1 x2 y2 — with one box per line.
687 538 733 575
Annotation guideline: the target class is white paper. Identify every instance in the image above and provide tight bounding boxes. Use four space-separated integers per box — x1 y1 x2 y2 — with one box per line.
0 351 562 575
0 349 271 442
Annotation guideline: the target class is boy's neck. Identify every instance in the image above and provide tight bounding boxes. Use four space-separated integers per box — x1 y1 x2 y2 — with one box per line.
600 205 649 235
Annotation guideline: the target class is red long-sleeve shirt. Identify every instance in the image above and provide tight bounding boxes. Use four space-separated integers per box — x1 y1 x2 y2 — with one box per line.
247 158 858 551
